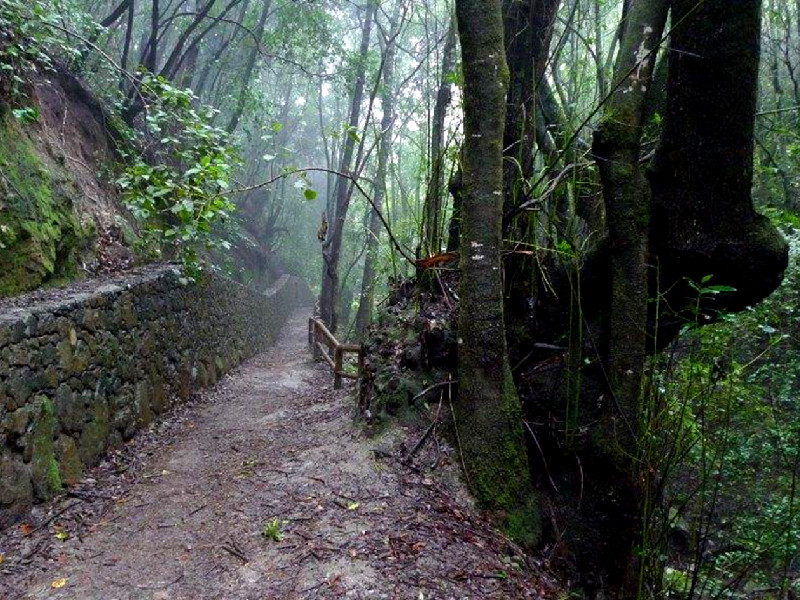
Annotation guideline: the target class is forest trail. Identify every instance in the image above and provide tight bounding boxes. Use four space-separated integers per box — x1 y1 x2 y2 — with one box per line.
0 310 554 600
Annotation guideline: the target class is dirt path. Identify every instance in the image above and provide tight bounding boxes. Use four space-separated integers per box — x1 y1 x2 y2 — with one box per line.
0 310 557 599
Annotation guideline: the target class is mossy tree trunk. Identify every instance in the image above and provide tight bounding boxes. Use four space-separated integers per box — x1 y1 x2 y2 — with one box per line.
454 0 538 545
649 0 787 326
594 0 668 442
593 0 669 594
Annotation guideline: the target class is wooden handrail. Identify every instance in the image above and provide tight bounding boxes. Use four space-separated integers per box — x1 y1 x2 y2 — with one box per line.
308 317 364 389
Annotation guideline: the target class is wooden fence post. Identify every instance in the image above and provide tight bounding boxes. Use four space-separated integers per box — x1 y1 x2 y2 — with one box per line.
334 346 343 389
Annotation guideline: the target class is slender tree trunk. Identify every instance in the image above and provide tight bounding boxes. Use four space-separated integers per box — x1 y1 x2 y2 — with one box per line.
593 1 669 593
176 0 200 89
446 163 463 252
227 0 272 132
355 11 399 338
119 0 135 90
421 20 457 257
319 1 377 333
145 0 159 73
194 0 250 97
454 0 539 545
595 0 668 445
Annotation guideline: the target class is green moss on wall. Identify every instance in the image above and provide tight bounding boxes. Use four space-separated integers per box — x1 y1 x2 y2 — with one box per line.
30 396 62 501
0 115 88 297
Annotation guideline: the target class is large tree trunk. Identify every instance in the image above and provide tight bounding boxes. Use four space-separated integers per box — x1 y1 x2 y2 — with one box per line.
454 0 538 545
319 1 376 333
649 0 787 332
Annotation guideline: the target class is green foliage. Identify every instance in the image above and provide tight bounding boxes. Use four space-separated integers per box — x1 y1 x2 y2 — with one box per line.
0 0 59 102
658 229 800 597
261 517 284 542
115 73 238 279
11 106 39 123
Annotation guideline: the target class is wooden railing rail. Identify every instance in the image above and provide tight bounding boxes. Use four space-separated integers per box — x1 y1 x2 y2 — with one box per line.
308 317 363 389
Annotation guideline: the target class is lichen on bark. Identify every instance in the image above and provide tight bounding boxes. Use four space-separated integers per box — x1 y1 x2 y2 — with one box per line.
454 0 538 544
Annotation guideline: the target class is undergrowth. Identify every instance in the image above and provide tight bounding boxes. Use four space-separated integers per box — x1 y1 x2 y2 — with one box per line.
657 228 800 598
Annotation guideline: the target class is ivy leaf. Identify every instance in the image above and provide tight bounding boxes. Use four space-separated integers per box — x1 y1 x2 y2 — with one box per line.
303 188 318 201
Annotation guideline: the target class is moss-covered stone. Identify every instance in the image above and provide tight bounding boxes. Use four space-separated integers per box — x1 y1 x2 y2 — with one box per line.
30 396 61 501
0 116 88 297
78 398 110 467
54 434 82 486
135 380 152 426
0 451 32 526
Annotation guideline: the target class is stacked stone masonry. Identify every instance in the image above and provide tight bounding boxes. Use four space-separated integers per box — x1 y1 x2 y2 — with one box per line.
0 265 312 526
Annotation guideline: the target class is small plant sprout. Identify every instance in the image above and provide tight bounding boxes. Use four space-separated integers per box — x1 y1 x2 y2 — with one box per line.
261 517 283 542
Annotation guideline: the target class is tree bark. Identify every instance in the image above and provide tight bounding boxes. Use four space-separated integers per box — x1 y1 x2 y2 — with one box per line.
227 0 272 132
355 10 399 338
595 0 668 441
319 1 377 333
592 0 669 593
145 0 160 73
649 0 788 333
454 0 538 545
421 20 457 257
119 0 135 85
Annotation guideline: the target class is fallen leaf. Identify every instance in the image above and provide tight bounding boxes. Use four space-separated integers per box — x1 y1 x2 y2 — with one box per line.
347 502 360 511
0 553 5 564
55 531 69 541
51 578 68 589
19 523 32 535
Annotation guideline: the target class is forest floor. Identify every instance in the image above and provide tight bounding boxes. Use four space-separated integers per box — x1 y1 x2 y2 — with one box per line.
0 310 560 599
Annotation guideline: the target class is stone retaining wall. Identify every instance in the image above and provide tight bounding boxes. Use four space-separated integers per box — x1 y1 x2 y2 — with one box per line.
0 265 312 526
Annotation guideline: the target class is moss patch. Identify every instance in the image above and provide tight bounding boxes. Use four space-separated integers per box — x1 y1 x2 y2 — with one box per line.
0 115 88 297
30 396 62 501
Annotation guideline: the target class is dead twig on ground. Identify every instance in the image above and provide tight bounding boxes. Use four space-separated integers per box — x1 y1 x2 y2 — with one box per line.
135 568 185 589
221 541 249 564
410 379 457 406
31 499 83 533
407 397 444 459
522 420 559 493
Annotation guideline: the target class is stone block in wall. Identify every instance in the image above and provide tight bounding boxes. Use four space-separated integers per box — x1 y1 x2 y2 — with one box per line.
55 383 83 433
135 380 152 427
29 396 61 502
55 435 82 486
78 398 110 467
6 368 34 409
0 452 32 528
